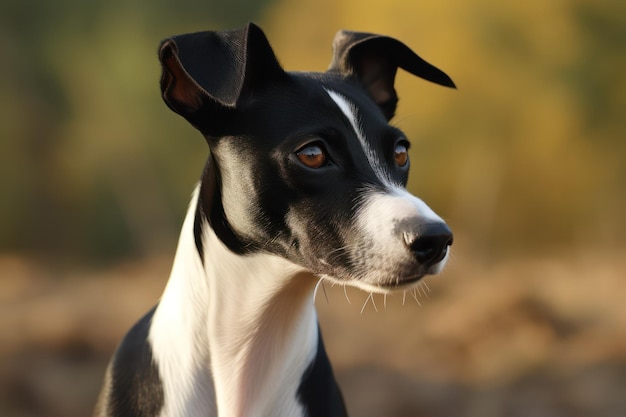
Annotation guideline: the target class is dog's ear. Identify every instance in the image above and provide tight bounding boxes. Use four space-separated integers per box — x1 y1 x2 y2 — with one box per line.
159 23 284 128
328 30 456 120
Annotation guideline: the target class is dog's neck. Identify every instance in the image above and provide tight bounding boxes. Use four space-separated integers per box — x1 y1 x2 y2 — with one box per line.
149 186 319 417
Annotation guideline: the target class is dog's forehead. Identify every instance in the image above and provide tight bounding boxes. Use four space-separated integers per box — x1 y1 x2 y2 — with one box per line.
294 71 387 121
296 71 406 149
239 71 395 141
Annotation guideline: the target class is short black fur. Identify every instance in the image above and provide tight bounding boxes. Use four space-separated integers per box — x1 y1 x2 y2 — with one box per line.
297 327 348 417
98 307 163 417
96 22 455 417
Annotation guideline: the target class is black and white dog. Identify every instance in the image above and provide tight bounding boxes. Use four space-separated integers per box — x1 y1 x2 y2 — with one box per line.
94 23 454 417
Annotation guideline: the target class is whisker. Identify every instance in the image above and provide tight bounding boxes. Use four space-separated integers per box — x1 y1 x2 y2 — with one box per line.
420 281 431 300
313 277 323 301
411 288 422 307
383 293 387 310
343 285 352 304
321 281 329 304
371 293 378 312
417 283 426 299
360 292 373 314
324 244 352 263
402 291 407 306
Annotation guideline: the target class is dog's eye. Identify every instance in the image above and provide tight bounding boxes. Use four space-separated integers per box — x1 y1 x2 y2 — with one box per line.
394 142 409 167
296 144 327 169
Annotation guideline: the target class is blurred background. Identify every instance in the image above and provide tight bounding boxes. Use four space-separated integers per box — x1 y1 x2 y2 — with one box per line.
1 0 625 416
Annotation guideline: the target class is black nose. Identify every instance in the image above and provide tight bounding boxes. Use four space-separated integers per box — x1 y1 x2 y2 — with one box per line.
403 222 453 267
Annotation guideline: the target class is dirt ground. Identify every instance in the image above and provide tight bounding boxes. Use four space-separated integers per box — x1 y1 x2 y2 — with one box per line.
1 241 625 417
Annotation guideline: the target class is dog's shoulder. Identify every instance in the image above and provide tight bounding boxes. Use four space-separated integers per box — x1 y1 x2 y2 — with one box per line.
93 306 163 417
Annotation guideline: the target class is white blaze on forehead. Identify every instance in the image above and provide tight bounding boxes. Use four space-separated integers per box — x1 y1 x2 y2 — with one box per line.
325 89 393 186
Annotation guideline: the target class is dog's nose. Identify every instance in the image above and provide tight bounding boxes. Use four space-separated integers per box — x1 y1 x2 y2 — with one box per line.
403 222 453 267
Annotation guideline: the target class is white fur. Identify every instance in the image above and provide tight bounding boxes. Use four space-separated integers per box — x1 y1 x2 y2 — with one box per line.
149 185 319 417
325 89 395 187
322 186 450 294
357 187 449 288
367 186 445 227
147 105 450 415
321 88 451 294
149 187 215 417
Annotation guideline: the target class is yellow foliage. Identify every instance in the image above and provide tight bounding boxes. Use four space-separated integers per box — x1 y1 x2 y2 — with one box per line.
261 0 626 252
1 0 623 259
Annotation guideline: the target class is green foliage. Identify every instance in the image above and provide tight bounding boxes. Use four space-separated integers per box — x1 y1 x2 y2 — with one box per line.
1 0 624 263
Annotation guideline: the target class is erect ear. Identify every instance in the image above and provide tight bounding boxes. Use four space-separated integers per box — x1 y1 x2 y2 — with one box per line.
328 30 456 120
159 23 285 128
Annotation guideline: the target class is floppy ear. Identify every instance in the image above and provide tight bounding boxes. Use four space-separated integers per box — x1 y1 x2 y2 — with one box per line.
328 30 456 120
159 22 285 129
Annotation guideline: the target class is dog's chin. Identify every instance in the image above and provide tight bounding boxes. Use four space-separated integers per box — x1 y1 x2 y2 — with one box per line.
351 274 426 295
378 273 426 290
319 256 449 295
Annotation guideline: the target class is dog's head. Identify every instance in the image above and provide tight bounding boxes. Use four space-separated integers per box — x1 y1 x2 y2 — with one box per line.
158 23 454 293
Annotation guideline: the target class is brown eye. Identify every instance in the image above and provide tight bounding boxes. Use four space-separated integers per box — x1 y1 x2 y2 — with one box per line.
394 142 409 167
296 144 327 169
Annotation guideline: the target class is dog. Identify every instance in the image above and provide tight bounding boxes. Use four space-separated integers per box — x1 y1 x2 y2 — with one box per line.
93 22 455 417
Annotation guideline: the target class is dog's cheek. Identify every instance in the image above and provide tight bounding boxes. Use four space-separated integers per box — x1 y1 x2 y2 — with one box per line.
221 186 261 239
281 200 347 272
220 173 293 251
213 155 264 243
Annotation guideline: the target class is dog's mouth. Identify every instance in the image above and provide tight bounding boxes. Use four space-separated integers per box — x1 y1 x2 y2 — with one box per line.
377 273 425 290
315 231 451 294
315 248 449 295
318 267 432 295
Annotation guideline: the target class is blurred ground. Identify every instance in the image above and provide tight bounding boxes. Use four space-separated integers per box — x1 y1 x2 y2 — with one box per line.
1 239 624 417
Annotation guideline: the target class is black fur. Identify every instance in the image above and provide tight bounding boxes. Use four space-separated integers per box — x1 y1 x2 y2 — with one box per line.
94 307 163 417
298 327 348 417
95 23 455 417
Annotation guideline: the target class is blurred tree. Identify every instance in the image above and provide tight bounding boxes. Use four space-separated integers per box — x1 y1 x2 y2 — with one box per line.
0 0 278 264
0 0 624 265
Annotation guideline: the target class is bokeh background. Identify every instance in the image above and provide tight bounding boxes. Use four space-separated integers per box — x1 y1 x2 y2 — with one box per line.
1 1 625 416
